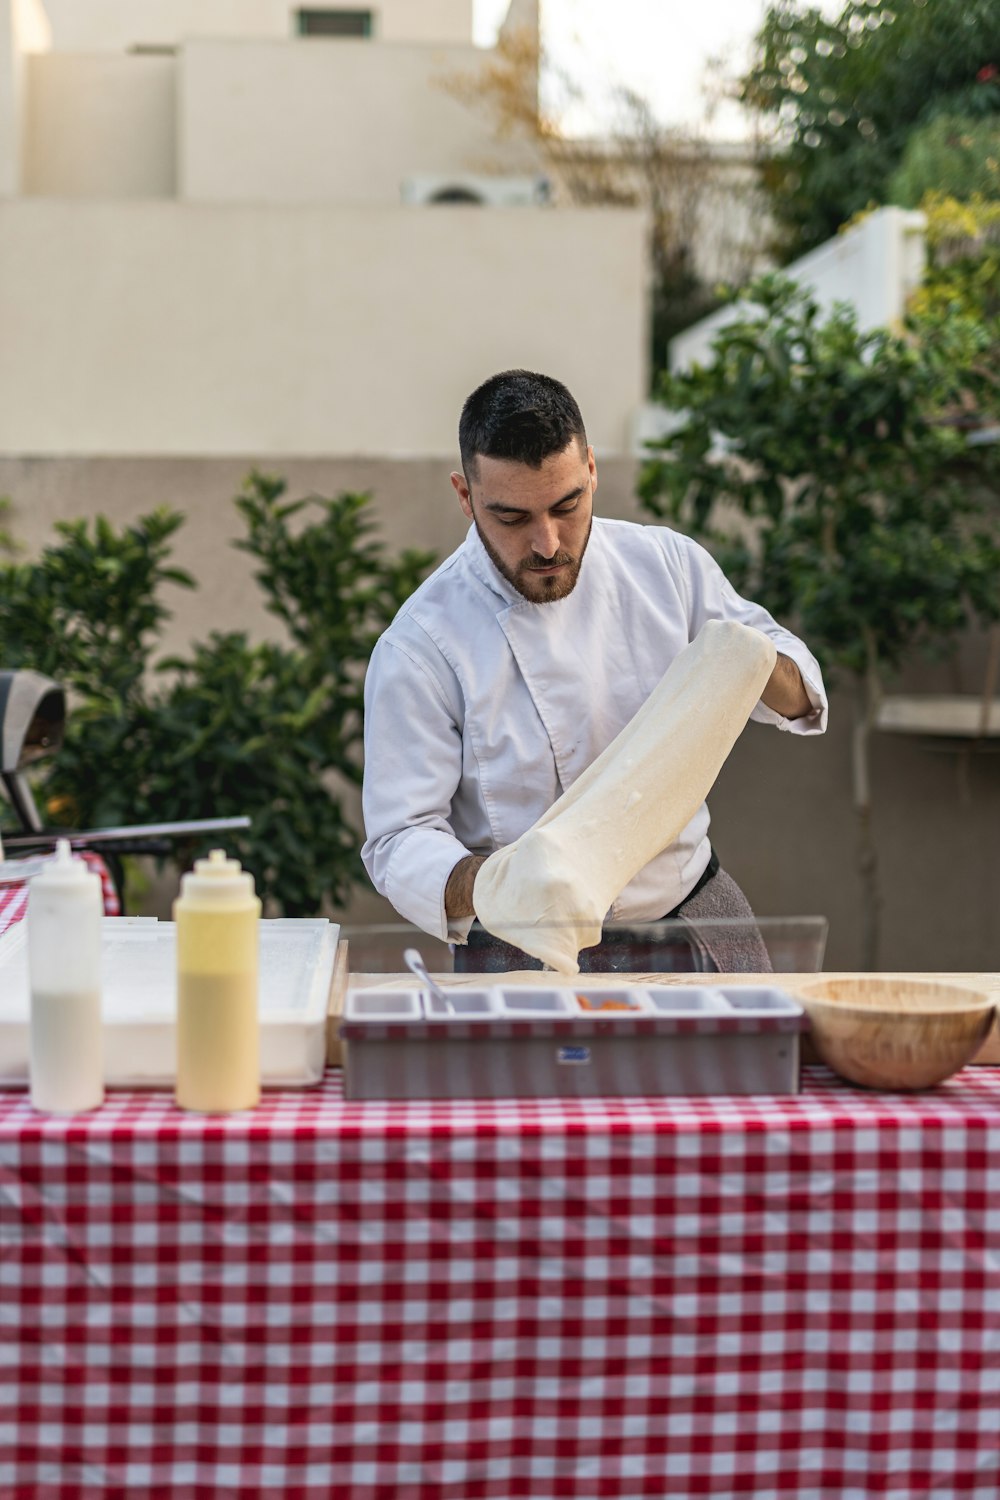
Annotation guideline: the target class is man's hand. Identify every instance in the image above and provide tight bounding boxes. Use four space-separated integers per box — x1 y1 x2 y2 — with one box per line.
761 652 813 720
444 854 487 919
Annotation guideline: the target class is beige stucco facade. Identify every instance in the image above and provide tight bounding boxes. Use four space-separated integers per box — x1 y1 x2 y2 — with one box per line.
31 0 475 50
21 39 540 203
1 0 48 193
0 0 646 460
22 51 176 196
177 39 537 204
0 200 646 455
0 3 16 194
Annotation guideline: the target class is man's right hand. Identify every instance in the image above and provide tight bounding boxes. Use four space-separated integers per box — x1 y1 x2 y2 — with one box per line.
444 854 487 919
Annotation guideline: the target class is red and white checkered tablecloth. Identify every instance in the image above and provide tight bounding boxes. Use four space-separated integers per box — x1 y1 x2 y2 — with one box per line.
0 853 121 936
1 1067 1000 1499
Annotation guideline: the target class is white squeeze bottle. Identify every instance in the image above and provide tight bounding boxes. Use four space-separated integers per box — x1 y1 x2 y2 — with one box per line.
28 839 104 1113
174 848 261 1113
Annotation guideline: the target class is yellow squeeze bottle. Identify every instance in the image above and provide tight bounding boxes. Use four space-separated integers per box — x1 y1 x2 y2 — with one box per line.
174 848 261 1112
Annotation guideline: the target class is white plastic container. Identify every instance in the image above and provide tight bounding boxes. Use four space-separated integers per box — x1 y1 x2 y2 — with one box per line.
174 848 261 1112
27 839 104 1113
0 917 338 1088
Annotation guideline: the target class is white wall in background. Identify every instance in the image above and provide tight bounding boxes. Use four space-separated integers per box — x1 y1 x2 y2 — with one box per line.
178 39 534 205
0 201 647 456
24 52 175 195
0 0 50 193
34 0 474 51
669 206 928 373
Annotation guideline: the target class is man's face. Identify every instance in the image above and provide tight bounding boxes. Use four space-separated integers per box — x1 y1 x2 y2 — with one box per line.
450 439 597 604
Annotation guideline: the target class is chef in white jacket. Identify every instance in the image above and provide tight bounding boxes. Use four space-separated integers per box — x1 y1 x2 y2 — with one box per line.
361 370 827 970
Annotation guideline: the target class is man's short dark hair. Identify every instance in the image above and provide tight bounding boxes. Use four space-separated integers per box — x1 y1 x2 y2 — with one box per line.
459 370 587 479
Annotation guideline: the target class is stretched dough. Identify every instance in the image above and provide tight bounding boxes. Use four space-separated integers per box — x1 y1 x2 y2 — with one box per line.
473 619 777 973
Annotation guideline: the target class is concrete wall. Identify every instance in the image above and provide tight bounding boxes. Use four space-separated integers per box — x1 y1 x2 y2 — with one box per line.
0 451 649 657
35 0 285 49
0 200 647 456
35 0 475 50
375 2 474 44
178 39 534 205
2 453 998 975
23 52 175 196
671 206 928 372
1 0 50 195
0 0 16 194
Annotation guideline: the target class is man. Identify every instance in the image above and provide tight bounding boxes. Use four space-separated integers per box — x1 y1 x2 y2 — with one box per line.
362 370 827 970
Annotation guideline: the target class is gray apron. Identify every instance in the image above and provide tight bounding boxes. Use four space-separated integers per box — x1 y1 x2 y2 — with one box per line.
455 857 772 975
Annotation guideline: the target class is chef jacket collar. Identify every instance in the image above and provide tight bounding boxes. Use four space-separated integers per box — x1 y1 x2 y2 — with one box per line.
463 521 598 612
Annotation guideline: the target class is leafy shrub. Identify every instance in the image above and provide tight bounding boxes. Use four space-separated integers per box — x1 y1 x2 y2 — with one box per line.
640 274 1000 966
0 475 435 915
889 115 1000 207
740 0 1000 257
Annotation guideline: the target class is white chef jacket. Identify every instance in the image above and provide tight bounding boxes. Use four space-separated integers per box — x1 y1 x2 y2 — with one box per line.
361 517 827 943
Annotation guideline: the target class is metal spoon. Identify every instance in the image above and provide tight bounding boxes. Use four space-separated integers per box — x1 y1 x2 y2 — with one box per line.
403 947 455 1015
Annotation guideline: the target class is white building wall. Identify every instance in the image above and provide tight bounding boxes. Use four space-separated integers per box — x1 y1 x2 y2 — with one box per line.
36 0 474 51
1 0 50 194
1 2 650 464
35 0 285 50
376 1 474 43
0 200 647 456
178 39 535 205
669 206 927 373
24 52 175 195
0 2 17 194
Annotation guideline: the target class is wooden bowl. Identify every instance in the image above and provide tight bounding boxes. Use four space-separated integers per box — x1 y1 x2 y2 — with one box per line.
794 977 995 1091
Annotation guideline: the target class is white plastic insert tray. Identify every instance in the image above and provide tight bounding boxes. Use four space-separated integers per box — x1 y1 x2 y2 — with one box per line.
340 983 807 1099
0 916 339 1088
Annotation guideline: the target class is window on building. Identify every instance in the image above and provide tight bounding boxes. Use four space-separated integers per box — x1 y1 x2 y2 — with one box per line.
296 9 373 37
430 188 485 205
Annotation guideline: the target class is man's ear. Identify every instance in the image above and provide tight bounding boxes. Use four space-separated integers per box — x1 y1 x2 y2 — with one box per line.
588 445 598 502
450 471 474 522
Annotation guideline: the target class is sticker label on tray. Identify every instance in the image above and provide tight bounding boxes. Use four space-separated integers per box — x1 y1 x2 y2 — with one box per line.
557 1044 591 1065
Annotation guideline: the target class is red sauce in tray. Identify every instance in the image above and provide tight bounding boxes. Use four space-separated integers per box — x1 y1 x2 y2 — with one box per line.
575 994 635 1012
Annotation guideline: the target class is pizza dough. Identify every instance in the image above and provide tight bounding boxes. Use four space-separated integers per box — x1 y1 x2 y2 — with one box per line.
472 619 777 972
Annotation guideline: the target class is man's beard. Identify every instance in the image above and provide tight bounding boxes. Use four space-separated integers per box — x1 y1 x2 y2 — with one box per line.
474 515 592 603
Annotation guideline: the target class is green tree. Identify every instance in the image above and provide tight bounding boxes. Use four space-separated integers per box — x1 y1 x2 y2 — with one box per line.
0 509 194 829
908 195 1000 429
0 497 14 556
889 115 1000 206
740 0 1000 257
0 478 435 914
639 275 1000 967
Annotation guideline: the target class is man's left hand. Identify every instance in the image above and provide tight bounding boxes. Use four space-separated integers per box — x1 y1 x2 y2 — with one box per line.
761 653 813 720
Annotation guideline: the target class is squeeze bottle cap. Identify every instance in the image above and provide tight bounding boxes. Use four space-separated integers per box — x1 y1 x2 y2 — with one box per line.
179 847 257 904
33 838 95 887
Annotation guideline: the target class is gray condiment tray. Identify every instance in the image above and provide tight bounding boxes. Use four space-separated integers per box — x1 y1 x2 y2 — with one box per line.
340 984 806 1099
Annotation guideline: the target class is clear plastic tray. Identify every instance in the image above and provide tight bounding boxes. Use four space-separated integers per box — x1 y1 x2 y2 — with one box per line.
0 917 339 1087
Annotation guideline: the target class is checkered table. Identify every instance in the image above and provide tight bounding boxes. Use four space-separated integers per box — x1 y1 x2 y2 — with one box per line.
0 855 121 936
1 1068 999 1499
